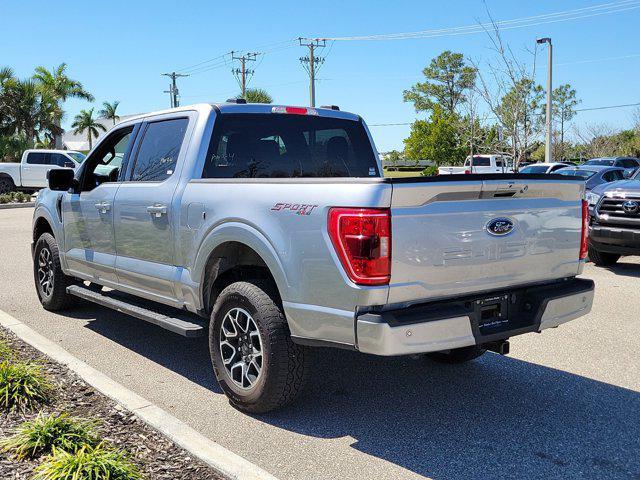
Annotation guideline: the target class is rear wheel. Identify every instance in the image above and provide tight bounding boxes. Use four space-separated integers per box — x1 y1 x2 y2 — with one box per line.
0 176 15 195
209 280 309 413
588 246 620 266
425 346 487 364
33 233 78 311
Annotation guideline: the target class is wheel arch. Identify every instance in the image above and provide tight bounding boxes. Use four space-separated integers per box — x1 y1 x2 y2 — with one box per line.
33 215 54 243
195 223 290 315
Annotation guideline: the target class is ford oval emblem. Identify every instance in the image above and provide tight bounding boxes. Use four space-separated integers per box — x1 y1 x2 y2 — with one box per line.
485 218 515 236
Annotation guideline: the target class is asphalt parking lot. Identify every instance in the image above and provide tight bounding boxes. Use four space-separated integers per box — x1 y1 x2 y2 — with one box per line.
1 207 639 480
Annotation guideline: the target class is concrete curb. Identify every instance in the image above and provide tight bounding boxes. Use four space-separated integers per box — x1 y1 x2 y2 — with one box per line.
0 202 35 210
0 309 279 480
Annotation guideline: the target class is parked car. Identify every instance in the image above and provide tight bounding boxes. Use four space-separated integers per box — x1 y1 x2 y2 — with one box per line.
0 149 85 194
519 162 571 174
583 157 640 176
33 103 594 413
586 168 640 266
555 165 626 192
438 154 514 175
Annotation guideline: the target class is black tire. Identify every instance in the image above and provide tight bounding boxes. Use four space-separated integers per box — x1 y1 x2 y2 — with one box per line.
209 280 309 413
0 176 15 195
425 346 487 364
33 233 78 311
588 246 620 266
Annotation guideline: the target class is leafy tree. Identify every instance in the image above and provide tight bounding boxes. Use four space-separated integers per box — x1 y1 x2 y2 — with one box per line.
98 100 120 125
71 108 106 150
550 84 580 159
403 51 477 115
240 88 273 103
33 63 93 147
384 150 404 168
403 106 463 166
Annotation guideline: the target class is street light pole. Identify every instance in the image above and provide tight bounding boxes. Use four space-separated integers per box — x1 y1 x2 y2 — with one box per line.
537 37 553 162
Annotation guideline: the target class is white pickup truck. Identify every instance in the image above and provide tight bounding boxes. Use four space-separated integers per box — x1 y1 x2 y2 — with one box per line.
0 149 85 194
438 154 514 175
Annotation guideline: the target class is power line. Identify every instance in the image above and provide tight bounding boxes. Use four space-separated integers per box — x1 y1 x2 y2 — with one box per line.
322 0 640 41
368 101 640 127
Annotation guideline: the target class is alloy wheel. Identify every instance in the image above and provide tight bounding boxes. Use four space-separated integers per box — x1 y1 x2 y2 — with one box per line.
37 247 54 297
219 307 263 389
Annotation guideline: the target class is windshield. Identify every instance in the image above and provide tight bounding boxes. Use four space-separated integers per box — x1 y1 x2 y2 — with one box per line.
585 159 614 166
202 114 378 178
67 152 86 163
556 169 597 179
520 165 549 174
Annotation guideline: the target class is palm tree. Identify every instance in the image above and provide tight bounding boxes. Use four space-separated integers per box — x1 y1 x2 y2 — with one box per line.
33 63 94 147
98 100 120 125
71 108 106 150
240 88 273 103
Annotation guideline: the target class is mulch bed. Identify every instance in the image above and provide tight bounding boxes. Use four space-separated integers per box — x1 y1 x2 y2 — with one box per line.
0 327 223 479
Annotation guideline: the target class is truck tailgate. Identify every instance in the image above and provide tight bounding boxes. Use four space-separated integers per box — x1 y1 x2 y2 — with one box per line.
388 175 585 305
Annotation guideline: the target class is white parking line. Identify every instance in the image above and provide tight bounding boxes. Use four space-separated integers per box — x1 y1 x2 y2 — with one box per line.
0 309 279 480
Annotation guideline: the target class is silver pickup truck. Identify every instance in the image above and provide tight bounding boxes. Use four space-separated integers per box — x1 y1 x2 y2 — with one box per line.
32 102 594 413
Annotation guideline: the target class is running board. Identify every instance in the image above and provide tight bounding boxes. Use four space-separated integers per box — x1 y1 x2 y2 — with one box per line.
66 285 204 337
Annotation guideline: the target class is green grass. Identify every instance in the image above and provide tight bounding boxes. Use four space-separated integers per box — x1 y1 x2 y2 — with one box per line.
0 360 52 412
1 413 100 460
33 443 142 480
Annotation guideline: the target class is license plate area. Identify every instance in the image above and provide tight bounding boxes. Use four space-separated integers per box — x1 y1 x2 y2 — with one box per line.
475 294 510 333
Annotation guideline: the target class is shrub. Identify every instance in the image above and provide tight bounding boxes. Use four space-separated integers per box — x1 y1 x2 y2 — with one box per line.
14 191 29 202
0 361 52 412
0 194 10 204
1 413 99 460
421 165 439 176
33 443 142 480
0 339 13 361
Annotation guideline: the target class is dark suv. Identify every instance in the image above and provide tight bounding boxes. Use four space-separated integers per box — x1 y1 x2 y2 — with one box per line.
588 169 640 265
584 157 640 176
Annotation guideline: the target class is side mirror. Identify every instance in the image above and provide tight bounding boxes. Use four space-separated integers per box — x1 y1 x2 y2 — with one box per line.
48 168 75 191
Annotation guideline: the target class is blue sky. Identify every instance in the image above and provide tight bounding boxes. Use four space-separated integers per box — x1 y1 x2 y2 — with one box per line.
1 0 638 151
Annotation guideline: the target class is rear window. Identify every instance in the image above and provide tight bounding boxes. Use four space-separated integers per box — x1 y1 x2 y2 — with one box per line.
202 114 378 178
556 169 596 179
585 159 614 166
520 165 549 174
472 156 490 167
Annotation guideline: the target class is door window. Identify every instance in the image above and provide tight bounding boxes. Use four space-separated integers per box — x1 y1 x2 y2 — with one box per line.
26 152 49 164
51 153 72 167
79 127 135 192
130 118 188 182
603 170 624 182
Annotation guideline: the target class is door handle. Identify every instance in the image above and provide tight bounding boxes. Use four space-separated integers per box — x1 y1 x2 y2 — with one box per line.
147 204 167 217
94 202 111 214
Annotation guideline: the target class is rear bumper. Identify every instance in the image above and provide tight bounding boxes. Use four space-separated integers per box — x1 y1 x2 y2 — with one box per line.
356 278 594 356
589 224 640 255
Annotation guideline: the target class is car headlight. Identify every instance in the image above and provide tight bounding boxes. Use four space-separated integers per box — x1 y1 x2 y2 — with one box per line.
586 192 601 206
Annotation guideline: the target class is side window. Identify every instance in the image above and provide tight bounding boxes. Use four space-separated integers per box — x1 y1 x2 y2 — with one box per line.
26 152 49 165
495 158 504 167
79 127 135 192
51 154 70 167
130 118 188 182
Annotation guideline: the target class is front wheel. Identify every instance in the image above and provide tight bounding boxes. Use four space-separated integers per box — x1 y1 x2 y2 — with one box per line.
425 346 487 364
588 246 620 266
33 233 78 311
209 280 309 413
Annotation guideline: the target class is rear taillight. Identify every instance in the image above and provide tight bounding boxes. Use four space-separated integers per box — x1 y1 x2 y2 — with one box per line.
464 169 471 174
328 208 391 286
580 199 589 260
271 106 318 115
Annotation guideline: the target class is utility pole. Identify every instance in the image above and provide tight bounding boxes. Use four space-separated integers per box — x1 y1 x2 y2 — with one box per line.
299 38 325 107
231 51 258 98
161 72 189 108
537 37 553 162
